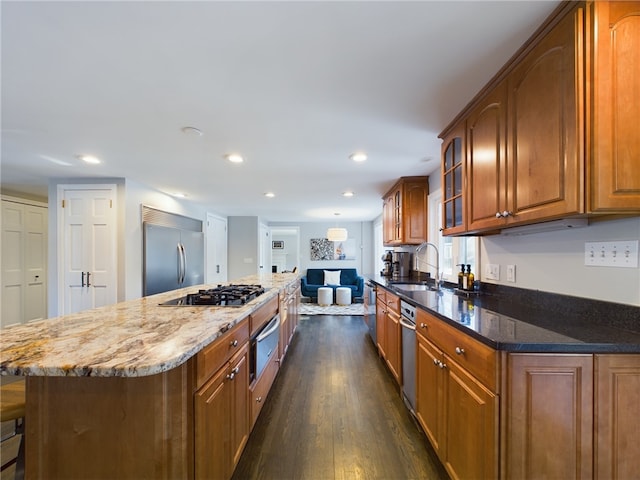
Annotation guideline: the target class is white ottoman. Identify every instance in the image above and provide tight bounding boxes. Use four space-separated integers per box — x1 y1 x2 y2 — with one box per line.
317 287 333 306
336 287 352 306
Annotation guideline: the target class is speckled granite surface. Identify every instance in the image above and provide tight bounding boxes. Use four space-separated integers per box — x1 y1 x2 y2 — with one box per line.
369 275 640 353
0 273 299 377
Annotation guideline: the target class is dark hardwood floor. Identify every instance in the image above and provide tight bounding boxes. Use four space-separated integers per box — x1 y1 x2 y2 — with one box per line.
232 314 449 480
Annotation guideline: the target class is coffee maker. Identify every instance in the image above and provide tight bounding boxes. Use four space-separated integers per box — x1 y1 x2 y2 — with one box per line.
381 251 393 276
392 251 412 279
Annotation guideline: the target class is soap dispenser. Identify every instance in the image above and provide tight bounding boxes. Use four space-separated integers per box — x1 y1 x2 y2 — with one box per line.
457 264 465 290
466 264 475 291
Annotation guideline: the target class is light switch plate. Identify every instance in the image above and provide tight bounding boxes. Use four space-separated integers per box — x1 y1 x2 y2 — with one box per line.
584 240 639 268
506 265 516 282
485 263 500 281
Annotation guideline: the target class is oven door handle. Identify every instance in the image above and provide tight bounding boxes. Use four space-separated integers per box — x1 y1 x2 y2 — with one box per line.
256 315 280 342
399 317 416 331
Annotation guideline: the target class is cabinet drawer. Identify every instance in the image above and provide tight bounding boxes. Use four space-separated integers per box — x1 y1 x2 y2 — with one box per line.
417 309 497 391
385 291 400 313
250 296 279 336
196 319 249 388
249 350 279 428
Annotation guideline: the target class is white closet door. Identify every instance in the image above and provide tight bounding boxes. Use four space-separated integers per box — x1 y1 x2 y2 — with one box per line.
24 204 47 321
1 200 47 327
61 186 117 315
2 201 25 327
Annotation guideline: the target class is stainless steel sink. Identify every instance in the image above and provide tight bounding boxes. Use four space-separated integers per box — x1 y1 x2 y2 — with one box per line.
391 283 435 292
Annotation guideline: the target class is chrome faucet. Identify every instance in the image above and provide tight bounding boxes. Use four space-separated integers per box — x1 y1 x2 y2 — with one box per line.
414 242 441 291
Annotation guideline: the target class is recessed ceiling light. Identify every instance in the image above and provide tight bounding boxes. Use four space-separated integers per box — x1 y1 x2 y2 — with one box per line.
343 191 354 197
264 192 275 198
225 153 244 163
173 192 187 198
78 155 101 165
181 126 203 136
349 152 367 162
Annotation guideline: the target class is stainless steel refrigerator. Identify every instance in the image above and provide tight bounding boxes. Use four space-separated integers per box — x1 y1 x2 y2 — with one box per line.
143 222 204 296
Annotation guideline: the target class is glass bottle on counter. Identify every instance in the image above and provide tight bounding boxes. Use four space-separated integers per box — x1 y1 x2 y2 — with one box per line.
457 264 465 289
466 264 475 291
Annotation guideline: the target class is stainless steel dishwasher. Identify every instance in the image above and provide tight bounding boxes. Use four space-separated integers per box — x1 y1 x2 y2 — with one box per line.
400 300 417 415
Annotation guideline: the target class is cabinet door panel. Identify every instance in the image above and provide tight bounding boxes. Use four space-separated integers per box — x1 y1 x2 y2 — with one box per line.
444 358 498 480
508 7 583 223
467 83 508 232
506 354 593 480
416 335 444 455
230 345 250 469
195 365 230 480
590 1 640 211
595 354 640 480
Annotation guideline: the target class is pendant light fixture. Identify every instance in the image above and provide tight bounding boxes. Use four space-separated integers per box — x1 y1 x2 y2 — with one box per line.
327 213 348 241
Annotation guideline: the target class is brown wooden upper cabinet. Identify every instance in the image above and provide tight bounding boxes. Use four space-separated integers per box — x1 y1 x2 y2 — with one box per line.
439 1 640 236
382 176 429 245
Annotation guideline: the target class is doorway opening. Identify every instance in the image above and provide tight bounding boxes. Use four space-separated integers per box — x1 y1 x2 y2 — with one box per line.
270 227 300 273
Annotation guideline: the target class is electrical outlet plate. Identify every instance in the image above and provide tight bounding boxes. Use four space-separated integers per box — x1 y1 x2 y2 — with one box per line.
506 264 516 282
584 240 639 268
485 263 500 281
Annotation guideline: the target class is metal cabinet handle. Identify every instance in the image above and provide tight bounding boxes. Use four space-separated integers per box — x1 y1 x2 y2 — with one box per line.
438 361 447 369
86 271 91 286
455 347 465 355
81 272 85 287
502 210 513 217
433 358 439 366
420 323 427 329
256 396 263 403
226 366 240 380
230 339 238 347
495 212 503 218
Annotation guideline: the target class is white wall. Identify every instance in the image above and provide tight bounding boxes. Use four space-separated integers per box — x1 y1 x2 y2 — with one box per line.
228 216 260 279
480 217 640 306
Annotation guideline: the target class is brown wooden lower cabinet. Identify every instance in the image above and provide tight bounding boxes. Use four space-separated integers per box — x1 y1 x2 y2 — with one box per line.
594 354 640 480
376 290 402 385
504 353 594 480
416 331 497 480
408 300 640 480
195 343 250 480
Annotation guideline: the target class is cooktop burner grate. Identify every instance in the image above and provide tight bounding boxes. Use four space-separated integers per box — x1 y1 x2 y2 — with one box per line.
161 284 266 306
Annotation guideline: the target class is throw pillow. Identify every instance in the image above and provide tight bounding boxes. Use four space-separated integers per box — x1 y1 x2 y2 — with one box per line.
324 270 341 286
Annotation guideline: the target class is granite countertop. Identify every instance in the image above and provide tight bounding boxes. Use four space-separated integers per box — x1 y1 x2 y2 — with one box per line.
0 273 299 378
368 275 640 353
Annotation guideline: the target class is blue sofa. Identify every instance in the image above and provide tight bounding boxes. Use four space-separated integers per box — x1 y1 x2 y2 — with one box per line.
300 268 364 301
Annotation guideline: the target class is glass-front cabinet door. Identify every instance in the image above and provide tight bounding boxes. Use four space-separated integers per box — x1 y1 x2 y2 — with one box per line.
441 121 466 235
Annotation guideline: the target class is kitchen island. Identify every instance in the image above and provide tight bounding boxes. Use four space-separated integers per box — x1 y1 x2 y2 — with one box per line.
0 272 300 479
369 275 640 480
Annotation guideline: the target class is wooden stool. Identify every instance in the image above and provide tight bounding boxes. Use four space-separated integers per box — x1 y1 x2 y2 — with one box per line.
1 380 25 480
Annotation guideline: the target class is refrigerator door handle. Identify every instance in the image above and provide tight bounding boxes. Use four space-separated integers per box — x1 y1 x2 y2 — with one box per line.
177 243 184 285
181 242 187 285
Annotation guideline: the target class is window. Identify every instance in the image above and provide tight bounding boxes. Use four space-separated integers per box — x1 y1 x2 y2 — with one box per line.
429 191 478 285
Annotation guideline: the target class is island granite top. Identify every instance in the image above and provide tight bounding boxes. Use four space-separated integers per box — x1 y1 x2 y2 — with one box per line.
0 273 299 378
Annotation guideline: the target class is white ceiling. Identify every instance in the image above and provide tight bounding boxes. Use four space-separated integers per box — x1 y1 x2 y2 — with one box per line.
1 0 560 222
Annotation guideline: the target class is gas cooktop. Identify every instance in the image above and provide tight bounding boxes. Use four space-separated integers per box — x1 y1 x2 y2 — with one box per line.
160 284 266 307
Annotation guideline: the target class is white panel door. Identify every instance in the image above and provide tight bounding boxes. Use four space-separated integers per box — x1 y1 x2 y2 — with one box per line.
205 213 227 284
24 204 47 321
61 186 117 314
1 200 48 327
